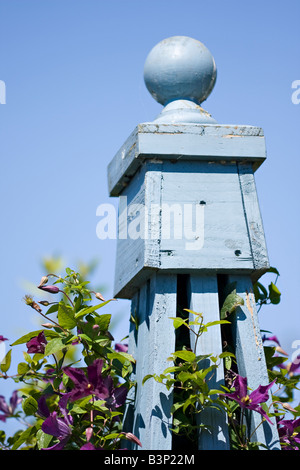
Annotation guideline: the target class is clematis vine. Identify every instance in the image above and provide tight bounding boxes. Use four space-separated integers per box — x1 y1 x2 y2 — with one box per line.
222 374 276 425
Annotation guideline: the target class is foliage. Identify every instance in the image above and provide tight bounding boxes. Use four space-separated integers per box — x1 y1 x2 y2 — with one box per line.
0 268 139 450
0 265 299 450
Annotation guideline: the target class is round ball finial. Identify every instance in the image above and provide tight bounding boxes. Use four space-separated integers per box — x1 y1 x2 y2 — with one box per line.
144 36 217 106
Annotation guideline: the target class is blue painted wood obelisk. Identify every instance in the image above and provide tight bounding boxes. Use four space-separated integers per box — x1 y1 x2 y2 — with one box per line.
107 36 280 450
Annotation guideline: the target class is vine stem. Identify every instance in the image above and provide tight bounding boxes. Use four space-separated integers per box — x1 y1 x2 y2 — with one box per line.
38 308 69 334
58 290 74 308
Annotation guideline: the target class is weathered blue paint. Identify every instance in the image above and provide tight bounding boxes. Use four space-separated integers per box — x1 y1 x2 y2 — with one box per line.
144 36 216 107
108 123 266 198
188 274 230 450
228 274 281 450
107 36 280 450
125 273 177 450
112 156 269 299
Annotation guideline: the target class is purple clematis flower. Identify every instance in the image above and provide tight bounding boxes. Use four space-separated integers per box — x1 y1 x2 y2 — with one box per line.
0 391 22 422
103 375 127 410
0 336 8 342
63 358 109 402
278 417 300 450
222 374 276 424
26 331 47 354
41 395 73 450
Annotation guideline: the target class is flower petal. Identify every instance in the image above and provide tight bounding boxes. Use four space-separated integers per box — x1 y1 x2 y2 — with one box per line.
64 366 88 388
87 358 103 386
42 411 71 439
249 379 276 404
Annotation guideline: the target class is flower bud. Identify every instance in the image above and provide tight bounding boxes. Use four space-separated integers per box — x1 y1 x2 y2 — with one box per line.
41 323 55 329
282 403 297 413
38 276 49 288
38 285 60 294
38 301 50 306
123 432 142 447
85 427 93 442
95 292 105 301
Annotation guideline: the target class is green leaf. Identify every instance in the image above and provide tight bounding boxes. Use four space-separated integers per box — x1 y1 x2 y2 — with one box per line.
45 303 59 315
23 351 32 363
103 432 121 440
268 282 281 305
12 426 35 450
93 313 111 331
253 281 268 302
221 289 244 319
10 329 60 346
36 429 53 450
18 362 30 375
57 302 76 329
44 337 66 356
205 320 231 328
169 317 189 329
142 374 154 385
268 267 280 276
75 301 113 319
107 351 136 364
0 348 12 373
177 371 194 383
22 396 38 416
173 350 196 362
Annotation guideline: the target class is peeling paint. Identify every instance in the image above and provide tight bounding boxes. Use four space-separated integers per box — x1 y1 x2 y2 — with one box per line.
245 290 261 354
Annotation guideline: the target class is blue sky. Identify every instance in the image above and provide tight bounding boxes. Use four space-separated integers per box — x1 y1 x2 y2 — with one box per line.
0 0 299 434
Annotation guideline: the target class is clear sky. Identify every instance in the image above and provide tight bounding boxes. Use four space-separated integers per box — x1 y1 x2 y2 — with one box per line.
0 0 299 435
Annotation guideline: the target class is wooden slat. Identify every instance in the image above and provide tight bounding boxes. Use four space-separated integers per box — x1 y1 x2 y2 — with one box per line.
228 274 281 450
188 274 230 450
130 272 177 449
122 291 139 448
